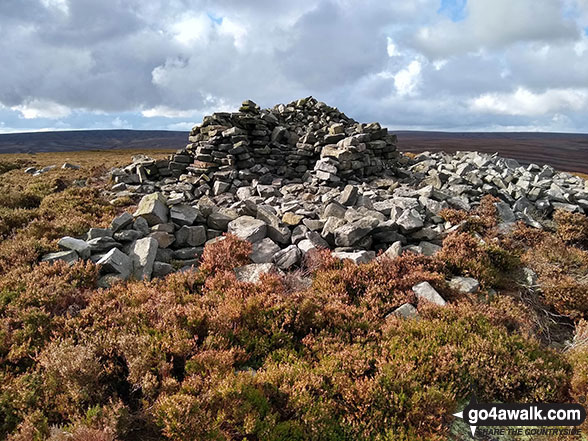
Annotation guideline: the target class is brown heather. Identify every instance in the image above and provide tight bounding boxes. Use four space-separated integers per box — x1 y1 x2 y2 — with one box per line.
0 151 587 440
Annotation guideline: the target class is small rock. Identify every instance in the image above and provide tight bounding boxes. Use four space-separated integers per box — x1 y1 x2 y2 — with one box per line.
62 162 81 170
170 205 201 226
129 237 158 281
228 216 267 243
448 276 480 293
251 238 281 263
41 250 79 265
234 263 277 283
110 212 134 233
149 231 176 248
412 281 446 306
58 236 90 259
273 245 301 270
332 250 376 264
134 193 169 226
390 303 418 319
152 261 174 278
97 248 132 279
339 185 359 206
396 209 424 233
175 225 207 247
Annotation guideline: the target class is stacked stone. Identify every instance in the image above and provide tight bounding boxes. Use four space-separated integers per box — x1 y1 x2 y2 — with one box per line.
185 97 399 187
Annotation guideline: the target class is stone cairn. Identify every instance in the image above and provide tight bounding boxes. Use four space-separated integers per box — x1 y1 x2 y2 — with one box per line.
42 98 588 308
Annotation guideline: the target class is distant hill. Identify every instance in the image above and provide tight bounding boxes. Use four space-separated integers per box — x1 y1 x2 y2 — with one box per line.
2 129 588 174
396 131 588 174
0 129 187 154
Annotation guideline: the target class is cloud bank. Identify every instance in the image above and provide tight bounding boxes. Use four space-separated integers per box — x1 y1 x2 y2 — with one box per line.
0 0 587 133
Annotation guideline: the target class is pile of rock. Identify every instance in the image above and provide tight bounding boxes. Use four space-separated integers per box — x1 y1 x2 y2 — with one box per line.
42 99 588 289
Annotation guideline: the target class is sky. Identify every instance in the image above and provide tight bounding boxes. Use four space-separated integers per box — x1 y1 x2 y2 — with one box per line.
0 0 588 134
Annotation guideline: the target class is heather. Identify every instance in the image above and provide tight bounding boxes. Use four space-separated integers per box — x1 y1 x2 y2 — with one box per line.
0 151 587 440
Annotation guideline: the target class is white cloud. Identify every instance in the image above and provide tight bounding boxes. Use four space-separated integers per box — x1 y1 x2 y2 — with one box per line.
11 99 72 119
394 60 422 96
470 87 588 116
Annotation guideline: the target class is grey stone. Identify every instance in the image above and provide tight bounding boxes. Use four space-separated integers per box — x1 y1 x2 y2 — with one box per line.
62 162 81 170
173 247 204 260
339 185 359 206
133 217 150 235
97 248 132 279
134 193 169 226
228 216 267 242
87 236 121 253
176 225 207 247
390 303 418 319
129 237 158 281
273 245 301 269
41 250 79 265
418 241 442 256
251 238 280 263
149 231 175 248
449 276 480 293
334 219 376 247
208 209 239 230
86 228 112 240
152 262 175 278
170 205 201 226
332 250 376 264
110 212 134 232
114 230 143 242
412 281 446 306
396 209 424 233
267 225 291 244
323 202 347 219
234 263 277 283
58 236 90 259
380 241 402 259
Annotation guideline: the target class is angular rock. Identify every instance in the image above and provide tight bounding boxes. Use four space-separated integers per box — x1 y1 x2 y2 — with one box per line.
396 209 424 233
149 231 175 248
273 245 301 270
97 248 132 279
170 205 201 226
228 216 267 242
448 276 480 293
152 261 174 278
110 212 134 233
134 193 169 226
129 237 158 281
251 238 280 263
58 236 90 259
208 208 239 230
332 250 376 264
176 225 207 247
390 303 418 319
412 281 446 306
41 250 79 265
234 263 277 283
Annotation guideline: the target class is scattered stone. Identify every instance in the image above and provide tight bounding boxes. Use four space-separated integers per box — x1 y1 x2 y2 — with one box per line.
228 216 267 242
175 225 207 247
251 238 281 263
110 212 134 233
170 205 201 226
332 250 376 264
412 281 446 306
58 236 90 259
273 245 301 269
62 162 81 170
235 263 277 283
41 250 79 265
153 262 174 278
449 276 480 293
390 303 418 319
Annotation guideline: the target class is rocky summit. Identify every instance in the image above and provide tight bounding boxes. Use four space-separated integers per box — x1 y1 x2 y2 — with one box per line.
43 98 588 286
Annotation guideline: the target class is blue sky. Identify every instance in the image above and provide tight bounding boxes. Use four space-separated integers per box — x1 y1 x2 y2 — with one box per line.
0 0 588 134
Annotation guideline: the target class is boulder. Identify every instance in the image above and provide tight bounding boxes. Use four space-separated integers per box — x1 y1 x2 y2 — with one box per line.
170 205 201 226
110 212 134 232
390 303 418 319
332 250 376 264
